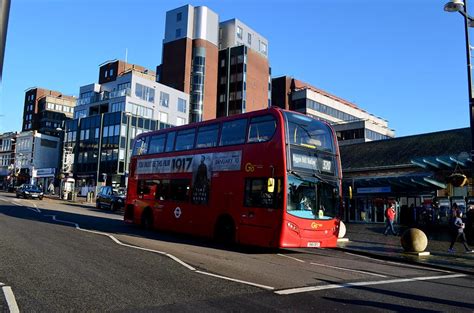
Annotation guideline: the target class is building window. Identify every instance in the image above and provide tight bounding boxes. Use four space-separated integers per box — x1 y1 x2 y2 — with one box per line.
177 98 186 113
135 83 155 103
248 33 252 45
159 112 168 123
111 101 125 112
177 12 182 21
236 26 243 39
176 28 181 38
160 91 169 107
109 69 114 77
176 117 185 126
80 91 93 99
118 82 130 90
260 41 267 55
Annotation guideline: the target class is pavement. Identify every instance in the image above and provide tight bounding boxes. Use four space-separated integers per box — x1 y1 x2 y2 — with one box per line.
338 222 474 275
43 193 96 207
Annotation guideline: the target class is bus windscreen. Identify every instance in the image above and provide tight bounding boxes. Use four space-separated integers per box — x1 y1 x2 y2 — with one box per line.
286 174 340 220
284 112 334 152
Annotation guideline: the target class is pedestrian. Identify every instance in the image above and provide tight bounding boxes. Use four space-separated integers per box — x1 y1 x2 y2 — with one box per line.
448 210 473 253
383 203 398 236
466 201 474 242
48 181 55 195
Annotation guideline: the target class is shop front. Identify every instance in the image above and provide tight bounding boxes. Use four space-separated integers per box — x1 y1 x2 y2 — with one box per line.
33 168 56 192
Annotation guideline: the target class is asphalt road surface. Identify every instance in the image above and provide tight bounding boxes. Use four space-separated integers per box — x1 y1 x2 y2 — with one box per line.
0 193 473 312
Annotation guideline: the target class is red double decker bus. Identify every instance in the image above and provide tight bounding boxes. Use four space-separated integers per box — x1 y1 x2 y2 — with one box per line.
124 107 342 248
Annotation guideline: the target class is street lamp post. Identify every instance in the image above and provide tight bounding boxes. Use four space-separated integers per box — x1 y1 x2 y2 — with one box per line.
445 0 474 196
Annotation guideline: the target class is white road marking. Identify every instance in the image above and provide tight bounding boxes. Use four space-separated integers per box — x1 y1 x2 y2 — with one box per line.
277 253 305 263
344 252 453 273
275 273 467 295
195 270 275 290
2 286 20 313
309 261 387 278
44 214 278 290
27 206 41 213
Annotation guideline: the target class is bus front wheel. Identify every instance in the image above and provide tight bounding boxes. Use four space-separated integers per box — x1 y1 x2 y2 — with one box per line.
214 215 235 245
141 208 153 230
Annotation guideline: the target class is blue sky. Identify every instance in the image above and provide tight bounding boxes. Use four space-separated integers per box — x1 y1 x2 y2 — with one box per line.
0 0 470 137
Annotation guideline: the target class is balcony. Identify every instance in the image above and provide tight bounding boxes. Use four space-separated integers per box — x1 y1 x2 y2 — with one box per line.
109 88 131 99
76 89 131 106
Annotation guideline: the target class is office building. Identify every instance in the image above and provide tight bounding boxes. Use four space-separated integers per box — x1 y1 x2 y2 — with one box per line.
272 76 395 145
67 60 188 191
22 87 76 137
13 130 60 188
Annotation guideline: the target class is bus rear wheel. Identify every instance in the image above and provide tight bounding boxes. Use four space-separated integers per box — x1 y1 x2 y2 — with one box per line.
214 215 235 245
141 208 153 230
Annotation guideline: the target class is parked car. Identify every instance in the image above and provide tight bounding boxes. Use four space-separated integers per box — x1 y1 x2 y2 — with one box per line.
96 186 125 212
16 184 43 200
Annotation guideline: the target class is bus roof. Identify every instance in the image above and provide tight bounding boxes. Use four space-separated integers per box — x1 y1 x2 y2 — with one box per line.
134 106 290 141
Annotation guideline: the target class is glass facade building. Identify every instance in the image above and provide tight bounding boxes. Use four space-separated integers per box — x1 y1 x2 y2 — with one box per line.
65 112 170 189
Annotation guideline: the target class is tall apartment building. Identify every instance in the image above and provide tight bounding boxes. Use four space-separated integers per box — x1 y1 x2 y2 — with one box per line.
159 5 271 121
217 19 270 117
68 60 189 189
0 131 16 189
272 76 395 145
22 87 76 137
160 5 219 123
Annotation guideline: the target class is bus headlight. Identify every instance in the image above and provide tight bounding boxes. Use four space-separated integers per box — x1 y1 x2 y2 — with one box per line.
287 221 300 234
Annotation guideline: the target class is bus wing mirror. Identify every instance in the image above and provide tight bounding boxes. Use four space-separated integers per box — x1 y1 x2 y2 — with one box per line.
267 178 275 193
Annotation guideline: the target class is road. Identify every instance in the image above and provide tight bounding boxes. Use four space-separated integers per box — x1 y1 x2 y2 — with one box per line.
0 192 473 312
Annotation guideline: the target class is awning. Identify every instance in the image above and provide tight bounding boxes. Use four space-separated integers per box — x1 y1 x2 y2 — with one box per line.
411 152 472 170
346 172 447 193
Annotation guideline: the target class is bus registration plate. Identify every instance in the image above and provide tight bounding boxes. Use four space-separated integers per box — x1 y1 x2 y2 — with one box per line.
307 242 321 248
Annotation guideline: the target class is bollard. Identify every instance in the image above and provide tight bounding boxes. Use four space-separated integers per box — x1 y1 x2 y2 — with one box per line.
401 228 430 256
337 221 349 243
89 191 95 203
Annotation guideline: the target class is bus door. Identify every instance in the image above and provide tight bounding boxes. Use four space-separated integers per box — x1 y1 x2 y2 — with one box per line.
153 178 193 234
239 177 282 246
